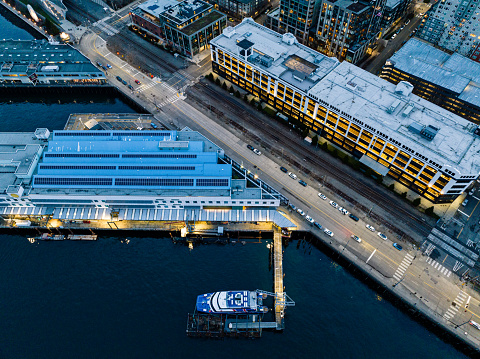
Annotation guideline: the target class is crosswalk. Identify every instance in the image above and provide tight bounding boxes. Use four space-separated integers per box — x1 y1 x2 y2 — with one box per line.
444 290 468 321
93 19 119 36
424 243 435 256
157 95 180 107
393 253 415 281
137 81 158 93
426 257 452 277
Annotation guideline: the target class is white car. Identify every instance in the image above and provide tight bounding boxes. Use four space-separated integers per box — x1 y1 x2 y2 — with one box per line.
305 215 314 223
297 208 305 216
324 229 334 237
288 172 297 180
378 232 388 240
317 193 327 200
253 149 261 155
338 207 349 215
366 224 375 232
329 201 338 208
351 235 362 243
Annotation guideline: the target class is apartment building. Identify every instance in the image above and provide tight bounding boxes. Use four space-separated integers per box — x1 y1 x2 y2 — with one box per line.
210 19 480 203
130 0 227 58
315 0 386 63
381 38 480 125
417 0 480 58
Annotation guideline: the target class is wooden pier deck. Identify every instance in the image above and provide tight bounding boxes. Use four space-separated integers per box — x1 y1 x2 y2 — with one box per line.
273 231 284 329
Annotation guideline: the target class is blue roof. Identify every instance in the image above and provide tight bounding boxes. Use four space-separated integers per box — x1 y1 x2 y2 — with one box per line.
33 130 232 190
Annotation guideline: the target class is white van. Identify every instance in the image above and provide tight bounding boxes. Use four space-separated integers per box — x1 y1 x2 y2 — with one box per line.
288 172 297 179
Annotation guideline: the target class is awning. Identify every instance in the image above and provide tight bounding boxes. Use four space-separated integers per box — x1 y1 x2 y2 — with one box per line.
360 155 390 176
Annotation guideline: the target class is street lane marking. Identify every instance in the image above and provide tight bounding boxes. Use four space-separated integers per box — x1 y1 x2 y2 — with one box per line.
393 253 414 281
444 290 468 320
366 249 376 264
426 257 452 277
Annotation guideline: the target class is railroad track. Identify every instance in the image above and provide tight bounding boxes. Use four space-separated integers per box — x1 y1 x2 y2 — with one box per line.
189 82 433 238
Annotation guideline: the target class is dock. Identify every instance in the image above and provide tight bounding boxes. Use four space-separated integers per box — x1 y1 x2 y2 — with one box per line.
273 230 285 329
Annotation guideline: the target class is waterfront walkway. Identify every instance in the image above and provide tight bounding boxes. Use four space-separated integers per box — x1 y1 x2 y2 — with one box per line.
273 231 284 329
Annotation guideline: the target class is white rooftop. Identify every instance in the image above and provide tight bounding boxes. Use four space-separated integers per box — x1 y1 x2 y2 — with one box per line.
308 61 480 175
211 18 339 92
139 0 179 18
388 38 480 107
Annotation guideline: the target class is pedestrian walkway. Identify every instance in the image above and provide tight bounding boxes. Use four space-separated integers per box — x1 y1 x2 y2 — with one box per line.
393 253 414 281
137 81 157 92
426 257 452 277
444 290 468 321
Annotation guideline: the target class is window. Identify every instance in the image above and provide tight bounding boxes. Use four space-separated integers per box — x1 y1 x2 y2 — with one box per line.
115 178 194 186
196 179 229 186
39 165 116 170
118 166 195 171
45 153 119 158
34 177 112 186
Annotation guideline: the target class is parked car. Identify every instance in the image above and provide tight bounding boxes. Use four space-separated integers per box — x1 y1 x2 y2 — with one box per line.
317 193 327 200
128 84 134 90
106 64 112 69
253 149 261 155
247 144 254 150
297 208 305 216
135 79 141 84
96 61 102 67
391 33 397 40
288 172 297 179
378 232 388 240
366 224 375 232
122 80 127 85
392 243 403 251
349 214 359 221
305 215 314 223
289 203 297 211
102 65 108 71
338 207 349 215
314 222 322 229
116 76 122 82
329 201 338 208
351 235 362 243
324 229 334 237
280 166 288 173
469 320 480 330
299 180 307 187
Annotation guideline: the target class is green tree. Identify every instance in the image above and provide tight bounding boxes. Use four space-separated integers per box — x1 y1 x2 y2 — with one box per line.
302 127 309 138
425 206 435 216
215 78 221 86
250 98 256 106
412 198 421 207
388 183 395 191
229 85 234 93
341 155 350 165
235 90 241 98
321 142 329 151
244 94 249 102
222 82 228 90
401 192 408 198
375 176 383 185
312 135 318 146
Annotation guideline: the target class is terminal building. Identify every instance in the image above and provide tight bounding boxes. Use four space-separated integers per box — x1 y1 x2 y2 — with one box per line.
0 127 287 223
381 38 480 125
0 39 106 87
130 0 227 58
210 19 480 203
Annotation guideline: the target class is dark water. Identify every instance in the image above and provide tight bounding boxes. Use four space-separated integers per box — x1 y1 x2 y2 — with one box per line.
0 11 469 359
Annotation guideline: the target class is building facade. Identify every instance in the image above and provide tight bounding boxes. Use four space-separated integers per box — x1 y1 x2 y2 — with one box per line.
130 0 227 58
276 0 321 44
209 0 269 18
381 38 480 125
380 0 412 30
0 39 106 87
210 19 480 203
315 0 386 64
417 0 480 58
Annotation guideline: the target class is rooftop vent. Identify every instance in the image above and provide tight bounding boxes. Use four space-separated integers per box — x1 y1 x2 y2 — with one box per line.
402 104 414 117
223 26 236 38
34 128 50 140
475 127 480 136
6 185 24 198
420 125 439 141
394 81 414 97
408 122 424 134
282 33 296 45
387 99 401 114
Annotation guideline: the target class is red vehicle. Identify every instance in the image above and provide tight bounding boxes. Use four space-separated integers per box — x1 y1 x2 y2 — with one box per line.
135 79 141 84
83 220 91 224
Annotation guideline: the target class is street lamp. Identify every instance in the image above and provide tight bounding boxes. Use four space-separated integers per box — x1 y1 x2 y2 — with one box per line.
393 274 405 288
455 314 473 329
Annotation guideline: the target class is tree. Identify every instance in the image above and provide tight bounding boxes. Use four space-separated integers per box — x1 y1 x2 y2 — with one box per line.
388 183 395 191
244 94 249 102
425 206 435 216
321 142 329 151
235 90 240 98
341 155 350 165
250 98 256 106
401 192 408 198
229 85 234 93
375 176 383 185
312 135 318 146
302 127 309 138
412 198 421 207
215 78 221 86
406 12 414 20
222 82 228 90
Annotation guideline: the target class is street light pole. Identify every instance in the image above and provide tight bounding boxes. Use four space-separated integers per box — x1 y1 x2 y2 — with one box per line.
393 274 405 288
455 314 473 329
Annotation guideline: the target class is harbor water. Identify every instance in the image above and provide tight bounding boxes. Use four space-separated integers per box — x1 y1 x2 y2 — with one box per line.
0 10 469 358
